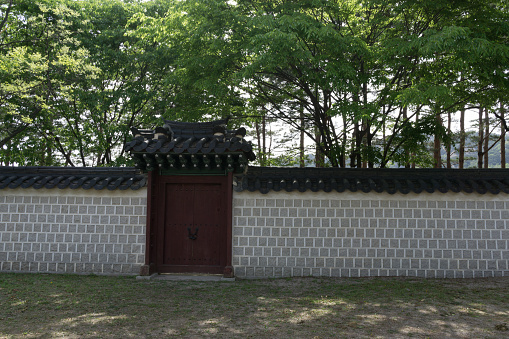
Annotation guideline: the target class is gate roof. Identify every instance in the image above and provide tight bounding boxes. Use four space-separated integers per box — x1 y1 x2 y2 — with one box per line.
125 119 256 173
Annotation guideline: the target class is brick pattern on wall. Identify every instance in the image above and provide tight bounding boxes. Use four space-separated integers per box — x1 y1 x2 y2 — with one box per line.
0 189 147 275
232 192 509 278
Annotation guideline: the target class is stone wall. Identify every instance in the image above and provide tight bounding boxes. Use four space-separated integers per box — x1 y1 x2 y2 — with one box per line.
3 184 508 278
0 188 147 275
232 191 509 278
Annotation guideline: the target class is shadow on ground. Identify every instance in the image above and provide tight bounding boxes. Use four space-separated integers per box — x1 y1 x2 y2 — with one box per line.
1 274 508 338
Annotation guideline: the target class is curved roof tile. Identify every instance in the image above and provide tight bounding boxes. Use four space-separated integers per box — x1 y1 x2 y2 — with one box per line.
0 167 146 191
234 167 509 194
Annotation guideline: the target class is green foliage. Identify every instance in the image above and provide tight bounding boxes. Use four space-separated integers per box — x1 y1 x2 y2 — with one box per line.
0 0 507 167
52 0 177 166
0 0 100 165
136 0 508 167
0 0 179 166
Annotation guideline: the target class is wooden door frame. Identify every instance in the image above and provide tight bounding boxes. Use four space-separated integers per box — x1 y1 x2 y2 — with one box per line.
142 171 233 277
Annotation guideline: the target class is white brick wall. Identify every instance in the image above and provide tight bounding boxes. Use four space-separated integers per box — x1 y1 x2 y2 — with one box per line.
3 186 508 278
0 188 147 275
232 191 509 278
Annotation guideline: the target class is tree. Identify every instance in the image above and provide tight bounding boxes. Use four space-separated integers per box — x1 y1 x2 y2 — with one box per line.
137 0 509 168
50 0 178 166
0 0 178 166
0 0 99 165
2 0 507 168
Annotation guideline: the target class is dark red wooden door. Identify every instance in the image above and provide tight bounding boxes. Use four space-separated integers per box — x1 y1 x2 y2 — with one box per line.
156 176 227 274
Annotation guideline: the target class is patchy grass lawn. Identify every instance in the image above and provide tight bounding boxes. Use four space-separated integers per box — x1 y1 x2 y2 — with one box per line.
0 274 508 338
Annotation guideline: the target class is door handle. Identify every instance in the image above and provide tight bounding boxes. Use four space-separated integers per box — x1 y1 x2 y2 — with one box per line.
187 227 199 240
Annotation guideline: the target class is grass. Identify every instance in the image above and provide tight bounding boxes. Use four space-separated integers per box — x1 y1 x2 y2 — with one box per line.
0 273 508 338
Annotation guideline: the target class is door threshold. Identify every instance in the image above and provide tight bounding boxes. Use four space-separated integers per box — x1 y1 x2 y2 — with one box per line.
137 273 235 282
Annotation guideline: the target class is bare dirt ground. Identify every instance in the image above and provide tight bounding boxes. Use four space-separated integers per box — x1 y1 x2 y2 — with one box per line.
0 274 508 338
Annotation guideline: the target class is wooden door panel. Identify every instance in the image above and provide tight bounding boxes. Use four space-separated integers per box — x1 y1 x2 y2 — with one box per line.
163 183 194 266
156 176 227 274
190 183 222 266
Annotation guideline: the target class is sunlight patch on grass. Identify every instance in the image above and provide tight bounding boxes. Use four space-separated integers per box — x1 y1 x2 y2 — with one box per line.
161 328 179 336
431 319 449 326
48 294 66 300
286 307 333 324
280 308 296 315
28 331 82 339
494 310 509 316
10 299 27 307
417 305 439 314
399 325 430 335
256 296 281 304
356 313 389 325
313 297 348 307
287 311 314 324
457 306 487 316
198 318 222 326
57 313 129 326
309 307 333 316
197 317 244 335
197 319 222 334
440 321 488 337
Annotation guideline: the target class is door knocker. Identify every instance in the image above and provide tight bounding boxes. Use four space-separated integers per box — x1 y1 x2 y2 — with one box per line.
187 227 199 240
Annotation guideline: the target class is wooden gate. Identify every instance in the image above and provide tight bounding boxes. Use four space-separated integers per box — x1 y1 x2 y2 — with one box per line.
154 175 229 274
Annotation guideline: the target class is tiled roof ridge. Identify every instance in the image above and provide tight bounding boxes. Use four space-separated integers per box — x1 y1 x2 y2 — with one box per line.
234 166 509 194
164 119 229 137
125 119 256 171
0 166 146 190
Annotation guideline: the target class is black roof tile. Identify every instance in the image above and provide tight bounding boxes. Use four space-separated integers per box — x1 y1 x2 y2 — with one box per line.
0 167 146 190
125 119 256 162
234 167 509 194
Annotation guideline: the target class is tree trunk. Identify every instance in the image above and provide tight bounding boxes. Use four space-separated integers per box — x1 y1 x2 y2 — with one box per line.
403 106 409 168
411 109 419 168
350 129 356 168
356 129 362 168
478 107 484 169
434 112 442 168
0 0 13 34
362 121 368 168
3 140 10 166
315 127 323 167
255 117 267 167
484 107 489 168
382 105 386 167
459 107 465 169
262 115 266 166
255 121 261 165
446 111 452 168
44 141 52 166
361 62 369 168
341 111 347 168
300 104 305 168
501 103 506 169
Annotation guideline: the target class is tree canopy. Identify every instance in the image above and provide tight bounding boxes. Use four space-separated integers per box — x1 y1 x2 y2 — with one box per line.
0 0 178 166
1 0 508 168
